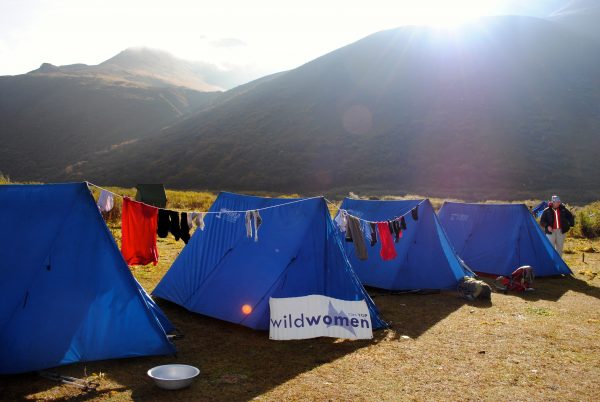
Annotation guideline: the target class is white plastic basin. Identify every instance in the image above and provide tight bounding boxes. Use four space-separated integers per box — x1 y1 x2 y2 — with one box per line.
147 364 200 390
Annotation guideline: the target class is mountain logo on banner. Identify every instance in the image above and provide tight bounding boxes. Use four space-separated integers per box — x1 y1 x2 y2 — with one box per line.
326 301 356 336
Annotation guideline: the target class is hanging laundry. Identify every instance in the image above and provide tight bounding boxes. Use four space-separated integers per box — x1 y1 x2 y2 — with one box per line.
180 212 190 244
345 224 353 242
334 211 348 233
192 212 205 230
187 213 194 229
157 209 171 238
121 197 159 266
97 190 114 212
244 210 263 241
157 209 182 240
245 211 253 238
369 222 378 247
347 216 368 260
377 221 397 261
168 210 181 240
392 220 402 243
400 216 407 230
246 210 262 241
344 216 353 242
253 210 262 242
411 205 419 221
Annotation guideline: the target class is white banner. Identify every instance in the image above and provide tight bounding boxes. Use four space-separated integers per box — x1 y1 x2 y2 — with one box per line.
269 295 373 340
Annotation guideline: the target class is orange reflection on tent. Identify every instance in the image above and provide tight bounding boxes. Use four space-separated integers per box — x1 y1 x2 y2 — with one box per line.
241 304 252 315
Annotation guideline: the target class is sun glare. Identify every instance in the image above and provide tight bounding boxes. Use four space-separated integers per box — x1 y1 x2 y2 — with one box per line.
403 0 499 27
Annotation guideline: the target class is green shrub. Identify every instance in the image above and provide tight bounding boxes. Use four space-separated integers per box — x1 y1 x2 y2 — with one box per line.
165 190 216 211
571 202 600 238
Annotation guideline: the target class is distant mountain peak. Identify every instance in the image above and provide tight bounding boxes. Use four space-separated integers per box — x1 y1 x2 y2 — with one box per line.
23 47 222 92
100 47 179 69
34 63 58 73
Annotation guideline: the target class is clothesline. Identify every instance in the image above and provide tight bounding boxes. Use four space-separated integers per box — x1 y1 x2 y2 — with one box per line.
88 181 422 223
86 181 324 215
333 200 425 224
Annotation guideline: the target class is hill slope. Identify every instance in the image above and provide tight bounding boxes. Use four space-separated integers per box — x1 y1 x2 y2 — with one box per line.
66 16 600 202
0 49 223 180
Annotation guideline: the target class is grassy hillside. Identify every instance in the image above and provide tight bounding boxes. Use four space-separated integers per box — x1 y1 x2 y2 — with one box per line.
0 74 220 181
63 16 600 203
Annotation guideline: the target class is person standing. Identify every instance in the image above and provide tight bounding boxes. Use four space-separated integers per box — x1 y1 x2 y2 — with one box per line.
540 195 574 256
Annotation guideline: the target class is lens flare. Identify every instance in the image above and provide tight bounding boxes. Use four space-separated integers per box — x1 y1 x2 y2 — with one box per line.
242 304 253 314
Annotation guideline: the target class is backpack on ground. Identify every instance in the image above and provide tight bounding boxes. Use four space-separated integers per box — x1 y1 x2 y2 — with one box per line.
495 265 535 293
457 277 492 301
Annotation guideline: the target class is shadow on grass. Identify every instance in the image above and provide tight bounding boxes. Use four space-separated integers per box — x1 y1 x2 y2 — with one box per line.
367 289 485 339
521 275 600 302
0 291 479 402
115 299 396 401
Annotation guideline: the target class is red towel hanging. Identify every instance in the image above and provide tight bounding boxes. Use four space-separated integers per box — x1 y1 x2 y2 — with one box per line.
377 222 397 261
121 197 159 266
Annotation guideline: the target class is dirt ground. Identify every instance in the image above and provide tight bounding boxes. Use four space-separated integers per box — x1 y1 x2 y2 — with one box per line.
1 236 599 401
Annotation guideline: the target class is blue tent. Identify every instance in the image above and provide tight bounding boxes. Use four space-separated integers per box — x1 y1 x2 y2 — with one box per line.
438 202 572 277
0 183 175 375
335 198 472 291
532 201 548 218
153 192 386 330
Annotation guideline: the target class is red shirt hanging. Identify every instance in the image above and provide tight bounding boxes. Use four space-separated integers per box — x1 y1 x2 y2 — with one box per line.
121 197 159 266
377 222 397 261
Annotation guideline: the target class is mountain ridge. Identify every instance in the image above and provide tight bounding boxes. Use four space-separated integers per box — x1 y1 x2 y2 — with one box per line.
3 15 600 202
0 48 225 180
59 16 600 202
26 47 223 91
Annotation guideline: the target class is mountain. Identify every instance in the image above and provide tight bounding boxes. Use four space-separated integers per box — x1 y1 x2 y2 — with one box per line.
0 49 223 180
59 16 600 202
27 48 221 91
26 47 265 91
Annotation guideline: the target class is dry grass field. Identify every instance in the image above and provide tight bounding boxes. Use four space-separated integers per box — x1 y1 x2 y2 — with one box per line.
1 190 599 401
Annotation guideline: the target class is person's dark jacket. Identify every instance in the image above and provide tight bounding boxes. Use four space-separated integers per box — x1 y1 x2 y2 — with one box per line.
540 204 575 234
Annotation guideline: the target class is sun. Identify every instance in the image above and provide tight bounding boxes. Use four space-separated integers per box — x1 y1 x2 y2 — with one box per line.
424 12 478 28
404 0 499 27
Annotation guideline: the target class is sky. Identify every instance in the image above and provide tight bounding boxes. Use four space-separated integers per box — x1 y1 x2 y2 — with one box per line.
0 0 564 77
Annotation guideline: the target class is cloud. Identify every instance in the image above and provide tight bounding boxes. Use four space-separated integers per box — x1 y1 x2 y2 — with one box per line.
210 37 247 48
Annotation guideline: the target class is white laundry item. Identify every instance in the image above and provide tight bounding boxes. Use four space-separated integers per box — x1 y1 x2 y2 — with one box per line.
334 210 348 232
192 212 205 230
97 190 114 212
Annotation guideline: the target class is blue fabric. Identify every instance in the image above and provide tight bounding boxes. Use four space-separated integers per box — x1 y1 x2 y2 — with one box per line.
438 202 572 277
0 183 175 375
533 201 548 218
335 198 471 291
153 192 386 330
